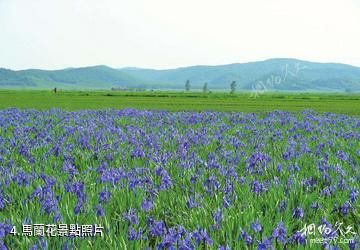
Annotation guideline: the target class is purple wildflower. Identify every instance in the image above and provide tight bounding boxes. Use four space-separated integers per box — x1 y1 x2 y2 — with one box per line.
211 208 223 230
256 237 273 250
239 229 253 246
124 208 139 225
140 198 153 212
251 219 262 233
349 188 358 203
98 189 110 203
289 231 306 245
148 220 165 238
292 207 304 219
340 201 351 216
272 222 287 244
95 204 105 217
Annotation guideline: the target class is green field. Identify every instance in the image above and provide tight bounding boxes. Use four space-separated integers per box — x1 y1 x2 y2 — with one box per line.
0 90 359 115
0 91 359 249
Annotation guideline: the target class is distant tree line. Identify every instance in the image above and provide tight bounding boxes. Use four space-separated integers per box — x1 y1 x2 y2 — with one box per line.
185 80 236 93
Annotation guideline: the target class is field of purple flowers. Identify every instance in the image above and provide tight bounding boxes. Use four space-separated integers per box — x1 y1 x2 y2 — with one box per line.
0 108 359 249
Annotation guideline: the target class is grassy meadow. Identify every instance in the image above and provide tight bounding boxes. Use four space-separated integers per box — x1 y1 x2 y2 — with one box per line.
0 90 359 249
0 90 359 115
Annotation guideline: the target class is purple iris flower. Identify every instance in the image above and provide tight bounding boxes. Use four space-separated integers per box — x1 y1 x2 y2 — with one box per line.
272 222 287 244
251 219 262 233
292 207 304 219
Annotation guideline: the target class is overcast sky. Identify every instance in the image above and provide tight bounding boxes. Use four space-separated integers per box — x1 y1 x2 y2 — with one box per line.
0 0 359 70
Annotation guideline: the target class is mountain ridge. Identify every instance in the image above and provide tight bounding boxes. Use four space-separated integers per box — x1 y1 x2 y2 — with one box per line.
1 58 360 91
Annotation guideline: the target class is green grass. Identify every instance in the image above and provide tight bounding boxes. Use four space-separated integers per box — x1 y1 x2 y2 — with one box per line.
0 90 359 115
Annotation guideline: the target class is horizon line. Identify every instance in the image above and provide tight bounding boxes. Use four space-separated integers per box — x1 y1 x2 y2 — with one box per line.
1 57 360 72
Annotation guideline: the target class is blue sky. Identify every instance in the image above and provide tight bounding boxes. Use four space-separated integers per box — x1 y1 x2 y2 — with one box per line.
0 0 359 70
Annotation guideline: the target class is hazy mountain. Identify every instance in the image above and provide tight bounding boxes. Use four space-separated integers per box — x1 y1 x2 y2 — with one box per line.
0 68 36 87
120 58 360 91
0 65 146 89
1 58 360 91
